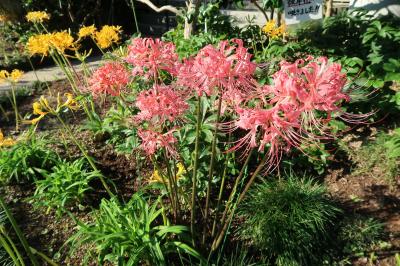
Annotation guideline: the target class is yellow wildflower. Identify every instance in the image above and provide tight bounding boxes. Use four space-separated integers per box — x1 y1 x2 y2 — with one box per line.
94 25 122 49
24 93 78 125
0 70 8 82
26 11 50 23
0 130 16 147
26 34 52 57
78 25 97 39
262 20 286 38
60 93 79 110
49 31 76 54
10 69 23 82
150 162 186 185
0 15 9 22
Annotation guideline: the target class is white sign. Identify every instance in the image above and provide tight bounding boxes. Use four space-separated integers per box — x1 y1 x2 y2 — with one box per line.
283 0 323 25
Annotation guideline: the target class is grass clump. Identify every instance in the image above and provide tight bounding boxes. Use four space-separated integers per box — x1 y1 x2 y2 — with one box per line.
341 130 400 184
0 136 59 184
237 175 341 266
31 158 101 216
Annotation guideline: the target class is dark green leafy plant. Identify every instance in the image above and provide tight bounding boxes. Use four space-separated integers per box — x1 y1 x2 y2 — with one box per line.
384 128 400 159
0 136 59 184
31 158 101 216
237 175 341 265
68 194 203 265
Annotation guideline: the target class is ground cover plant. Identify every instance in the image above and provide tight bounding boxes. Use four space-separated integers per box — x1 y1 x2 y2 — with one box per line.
0 5 399 266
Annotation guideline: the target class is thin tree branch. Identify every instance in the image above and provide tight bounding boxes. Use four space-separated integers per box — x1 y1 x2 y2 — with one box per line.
136 0 182 15
250 0 270 21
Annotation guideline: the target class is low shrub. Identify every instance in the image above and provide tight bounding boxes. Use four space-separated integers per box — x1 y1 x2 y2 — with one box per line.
0 136 59 183
68 194 203 265
237 175 341 266
31 158 101 216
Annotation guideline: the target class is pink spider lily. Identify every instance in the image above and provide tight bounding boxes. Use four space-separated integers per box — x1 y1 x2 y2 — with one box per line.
87 62 129 97
138 128 177 157
177 39 257 97
229 56 366 171
125 38 178 80
134 84 189 125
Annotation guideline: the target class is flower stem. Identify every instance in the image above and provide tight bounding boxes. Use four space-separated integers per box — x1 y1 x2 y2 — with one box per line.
10 84 19 131
55 114 114 197
190 97 202 241
202 96 223 246
0 195 39 266
211 153 268 252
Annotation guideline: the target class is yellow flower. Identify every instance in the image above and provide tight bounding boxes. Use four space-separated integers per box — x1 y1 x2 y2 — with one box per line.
150 162 186 185
0 70 9 83
26 34 52 57
94 25 122 49
78 25 97 39
262 20 286 38
33 102 47 116
10 69 23 82
0 15 9 22
61 93 79 110
26 11 50 23
49 31 76 54
0 130 16 147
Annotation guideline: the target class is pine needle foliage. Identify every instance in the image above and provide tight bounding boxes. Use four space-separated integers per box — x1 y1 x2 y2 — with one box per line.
237 175 341 266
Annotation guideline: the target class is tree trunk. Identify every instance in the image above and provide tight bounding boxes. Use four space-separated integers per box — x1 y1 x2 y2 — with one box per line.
325 0 333 17
183 0 201 39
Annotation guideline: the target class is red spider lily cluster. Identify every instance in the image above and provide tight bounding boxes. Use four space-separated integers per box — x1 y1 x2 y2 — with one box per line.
87 62 129 97
87 37 358 168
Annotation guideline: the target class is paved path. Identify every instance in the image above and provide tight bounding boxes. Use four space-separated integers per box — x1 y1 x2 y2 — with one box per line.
0 56 103 94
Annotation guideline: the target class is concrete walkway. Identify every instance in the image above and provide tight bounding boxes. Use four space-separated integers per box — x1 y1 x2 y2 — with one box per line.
0 56 103 94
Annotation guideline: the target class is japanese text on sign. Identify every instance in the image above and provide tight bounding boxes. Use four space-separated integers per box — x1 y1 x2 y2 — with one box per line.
283 0 323 24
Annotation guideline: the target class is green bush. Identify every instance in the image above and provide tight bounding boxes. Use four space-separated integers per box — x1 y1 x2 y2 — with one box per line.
68 194 203 265
237 175 341 266
31 158 101 216
0 136 59 184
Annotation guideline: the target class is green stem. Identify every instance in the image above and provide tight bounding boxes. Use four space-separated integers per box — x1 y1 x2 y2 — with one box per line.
217 149 253 233
211 137 231 238
10 84 19 131
164 153 180 220
55 114 114 197
190 97 202 240
0 195 39 266
211 153 268 252
202 96 223 245
129 0 140 34
4 231 26 266
0 233 21 266
30 247 59 266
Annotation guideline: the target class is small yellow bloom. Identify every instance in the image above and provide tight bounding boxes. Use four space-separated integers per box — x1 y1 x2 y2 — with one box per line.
94 25 122 49
26 34 52 57
10 69 23 82
49 31 76 54
0 15 9 22
0 130 16 147
26 11 50 23
150 162 186 185
0 70 9 83
78 25 97 39
33 102 47 116
60 93 79 110
262 20 286 38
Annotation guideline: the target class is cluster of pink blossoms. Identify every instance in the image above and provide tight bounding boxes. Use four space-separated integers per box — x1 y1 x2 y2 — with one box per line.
125 38 179 80
87 37 358 163
231 56 351 167
137 129 177 157
177 39 257 97
87 62 129 97
135 84 188 125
